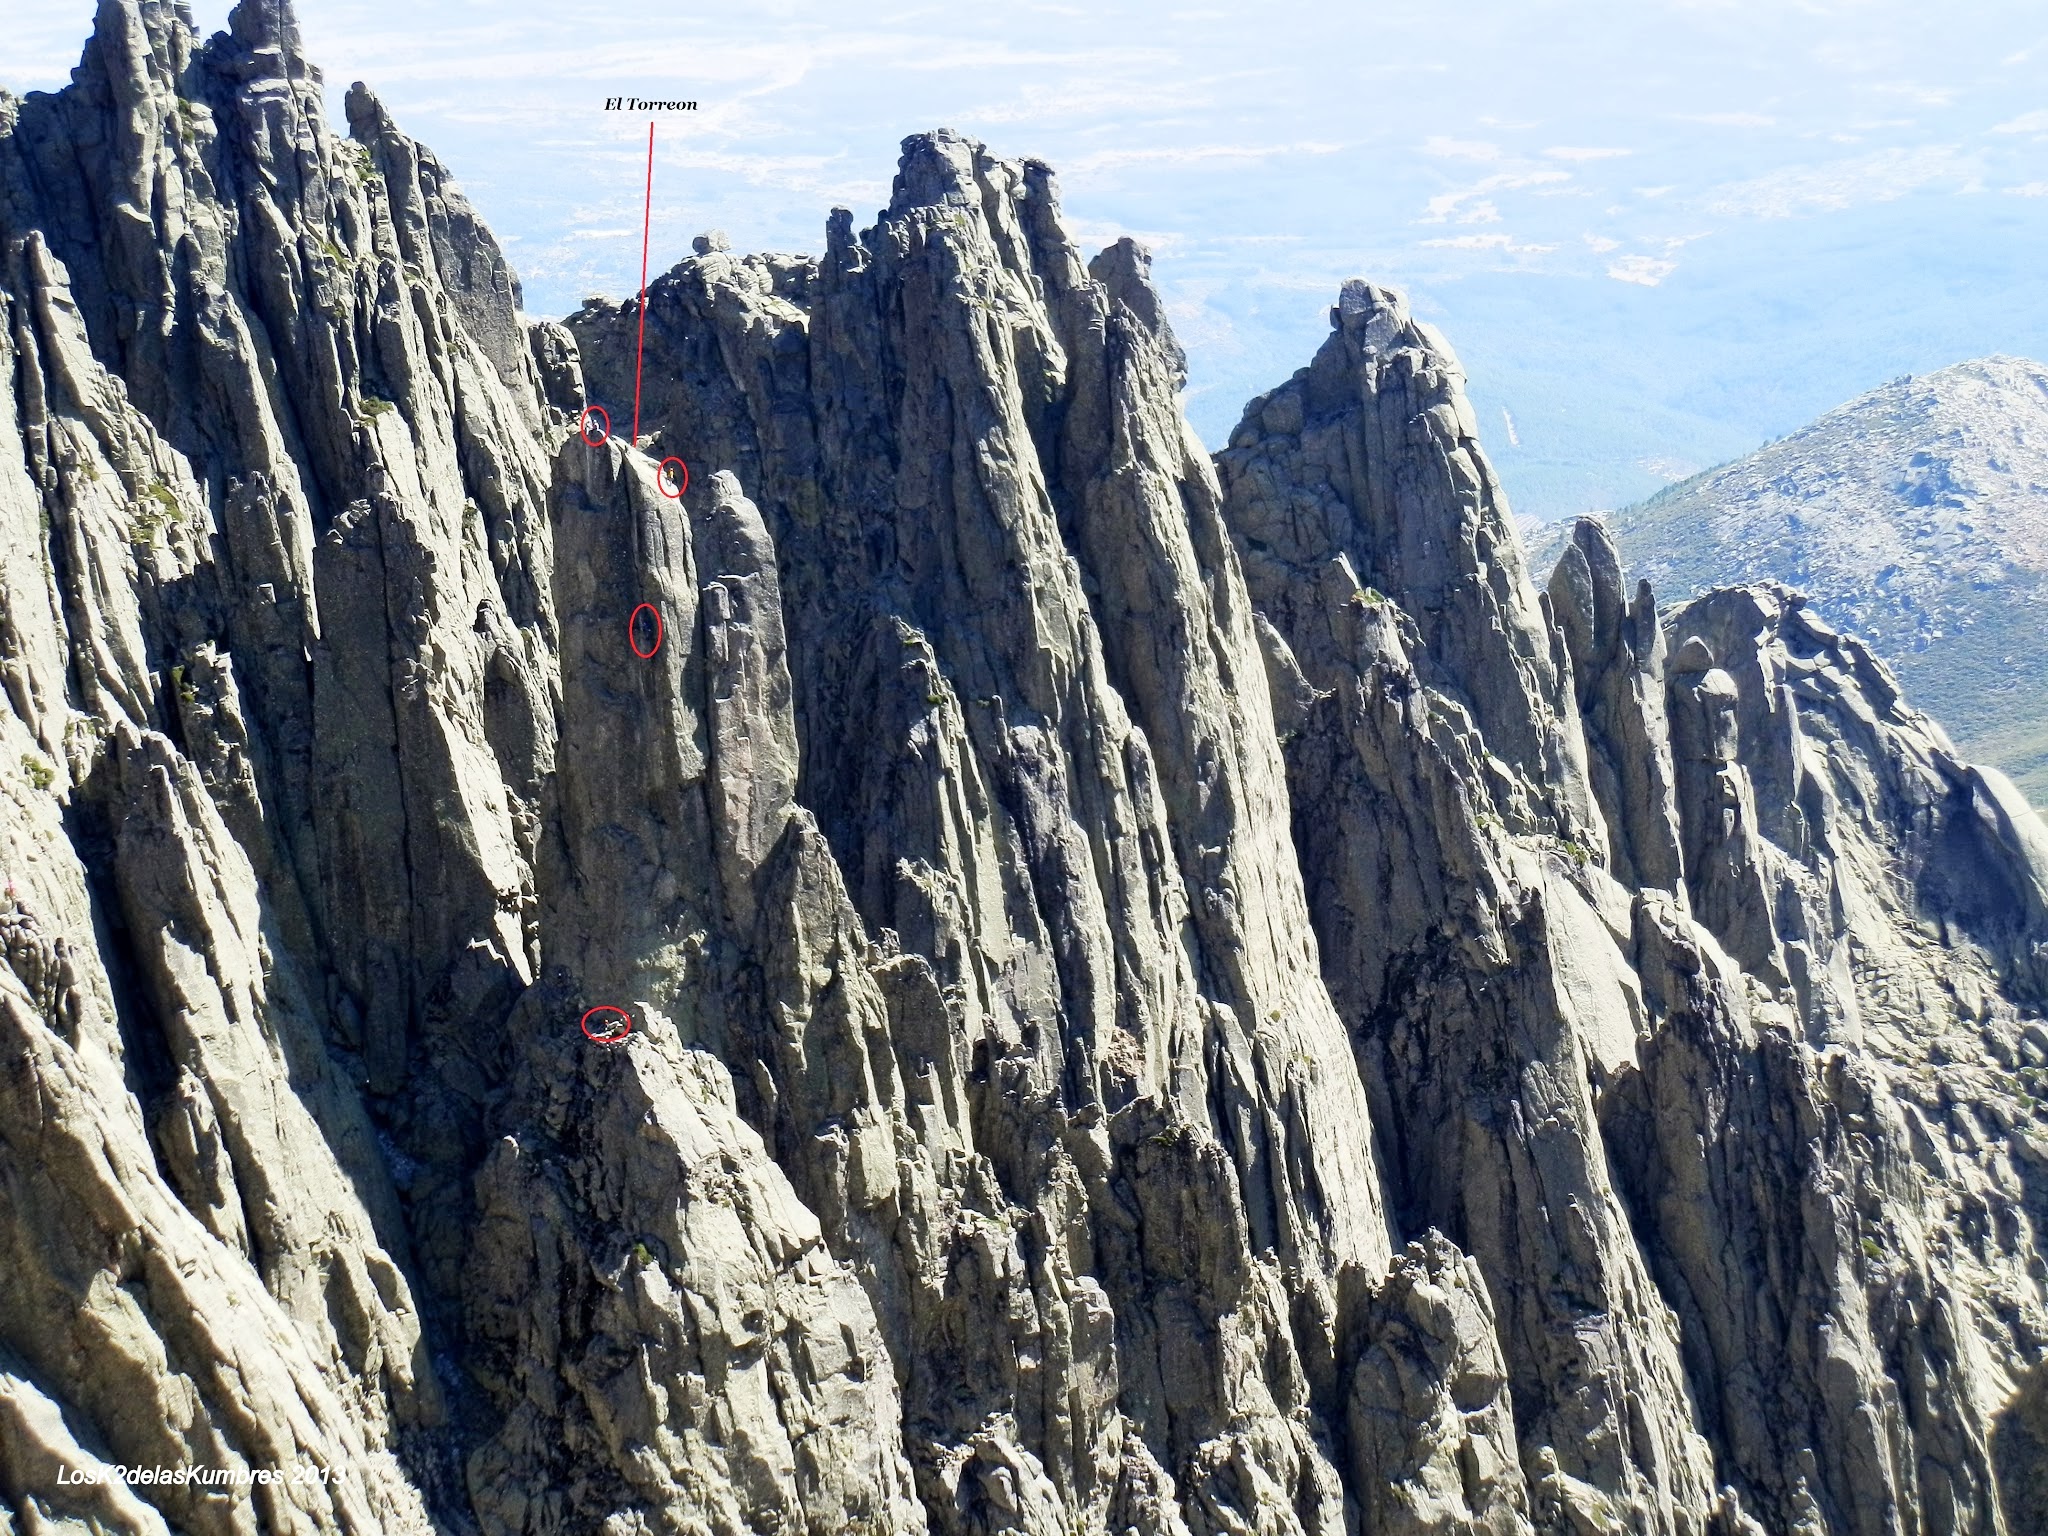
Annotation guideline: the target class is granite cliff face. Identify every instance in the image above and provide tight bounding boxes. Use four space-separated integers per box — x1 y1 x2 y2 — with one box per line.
2 5 2047 1534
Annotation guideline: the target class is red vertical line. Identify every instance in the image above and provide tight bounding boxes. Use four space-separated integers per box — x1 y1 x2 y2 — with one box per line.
631 120 655 445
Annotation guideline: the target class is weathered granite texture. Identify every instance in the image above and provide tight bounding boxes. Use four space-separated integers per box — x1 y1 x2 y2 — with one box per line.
1218 295 2048 1533
0 4 2045 1534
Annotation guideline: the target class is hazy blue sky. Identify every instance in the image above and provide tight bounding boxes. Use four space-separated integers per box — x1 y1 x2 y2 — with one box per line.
12 1 2048 518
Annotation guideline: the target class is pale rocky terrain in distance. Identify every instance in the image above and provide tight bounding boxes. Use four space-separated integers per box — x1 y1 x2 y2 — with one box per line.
1536 358 2048 803
2 3 2048 1535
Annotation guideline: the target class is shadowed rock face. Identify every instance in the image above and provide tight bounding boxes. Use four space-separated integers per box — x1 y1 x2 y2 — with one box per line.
2 5 2046 1535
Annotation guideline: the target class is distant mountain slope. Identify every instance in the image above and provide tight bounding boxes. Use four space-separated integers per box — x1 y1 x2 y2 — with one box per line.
1566 357 2048 801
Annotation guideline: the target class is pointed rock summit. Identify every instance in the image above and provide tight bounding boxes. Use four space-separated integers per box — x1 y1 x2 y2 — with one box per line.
1569 355 2048 803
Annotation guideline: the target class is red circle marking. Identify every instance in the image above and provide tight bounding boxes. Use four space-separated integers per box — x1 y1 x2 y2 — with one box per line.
579 1005 632 1043
656 457 689 499
578 405 611 446
628 603 663 659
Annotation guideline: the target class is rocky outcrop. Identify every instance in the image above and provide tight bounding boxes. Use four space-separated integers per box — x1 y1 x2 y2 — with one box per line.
1219 309 2048 1535
1554 357 2048 804
1594 572 2048 1535
1215 279 1599 850
1547 519 1686 898
1219 293 1727 1532
564 132 1406 1535
1 4 2046 1534
1344 1233 1532 1535
0 0 556 1526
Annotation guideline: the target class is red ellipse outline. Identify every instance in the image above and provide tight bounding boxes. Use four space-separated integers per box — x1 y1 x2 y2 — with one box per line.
578 405 611 446
579 1005 632 1043
628 603 663 659
656 457 689 499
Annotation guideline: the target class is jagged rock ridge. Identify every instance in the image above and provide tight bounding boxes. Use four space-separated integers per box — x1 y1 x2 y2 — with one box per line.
0 4 2045 1535
1539 357 2048 803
